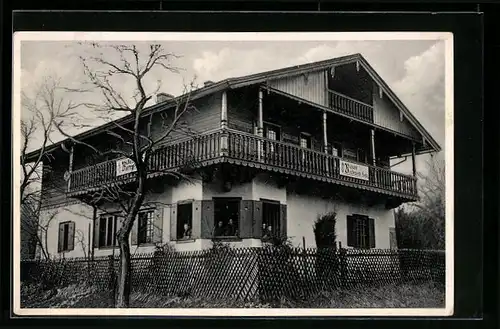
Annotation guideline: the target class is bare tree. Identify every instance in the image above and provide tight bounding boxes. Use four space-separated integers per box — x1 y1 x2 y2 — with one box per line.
20 76 85 260
395 157 445 250
52 43 198 307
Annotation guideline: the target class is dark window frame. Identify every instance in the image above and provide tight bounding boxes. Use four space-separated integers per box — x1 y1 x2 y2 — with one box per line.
347 214 375 249
137 208 156 245
98 214 119 249
213 197 242 239
58 221 74 253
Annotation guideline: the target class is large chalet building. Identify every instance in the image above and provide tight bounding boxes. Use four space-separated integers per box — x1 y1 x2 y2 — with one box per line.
27 53 440 258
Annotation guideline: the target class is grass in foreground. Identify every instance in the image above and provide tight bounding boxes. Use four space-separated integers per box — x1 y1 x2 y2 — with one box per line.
21 281 445 309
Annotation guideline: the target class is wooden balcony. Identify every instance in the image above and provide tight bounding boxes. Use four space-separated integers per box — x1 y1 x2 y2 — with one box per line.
328 90 374 123
69 128 417 200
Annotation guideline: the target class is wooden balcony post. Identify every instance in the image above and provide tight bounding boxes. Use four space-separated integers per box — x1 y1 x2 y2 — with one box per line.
411 141 417 177
220 91 229 156
257 89 264 161
370 129 376 166
221 90 228 129
370 129 377 185
322 111 330 175
67 144 74 192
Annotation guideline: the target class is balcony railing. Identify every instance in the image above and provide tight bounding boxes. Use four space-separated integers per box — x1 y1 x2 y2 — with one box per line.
328 90 374 123
69 128 417 199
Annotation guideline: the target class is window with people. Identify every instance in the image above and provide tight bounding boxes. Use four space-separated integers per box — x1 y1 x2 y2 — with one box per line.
177 202 193 240
261 200 281 243
213 198 240 238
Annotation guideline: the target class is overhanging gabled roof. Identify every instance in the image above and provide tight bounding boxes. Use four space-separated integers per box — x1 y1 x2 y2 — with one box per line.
25 53 441 161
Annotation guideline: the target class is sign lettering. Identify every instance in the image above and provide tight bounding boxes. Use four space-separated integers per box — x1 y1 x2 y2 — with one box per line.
116 158 137 177
339 160 369 181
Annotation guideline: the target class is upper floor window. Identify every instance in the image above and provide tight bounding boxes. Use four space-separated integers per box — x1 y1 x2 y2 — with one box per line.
99 215 118 248
300 133 312 149
331 142 342 157
213 198 240 238
357 148 367 163
177 202 193 240
264 122 281 141
58 221 75 253
137 209 155 245
347 214 375 249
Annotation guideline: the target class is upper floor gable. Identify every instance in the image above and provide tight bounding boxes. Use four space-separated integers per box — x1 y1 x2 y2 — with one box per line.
264 59 432 150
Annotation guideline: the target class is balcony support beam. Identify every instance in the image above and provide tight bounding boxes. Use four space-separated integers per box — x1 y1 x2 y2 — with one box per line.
67 145 74 192
322 111 328 153
370 129 376 166
411 141 417 177
257 90 264 136
257 89 264 161
221 91 228 129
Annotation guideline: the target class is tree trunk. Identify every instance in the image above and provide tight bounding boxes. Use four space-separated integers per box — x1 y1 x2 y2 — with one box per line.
114 171 146 308
115 233 132 308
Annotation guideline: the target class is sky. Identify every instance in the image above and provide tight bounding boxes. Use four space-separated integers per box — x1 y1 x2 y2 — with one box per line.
18 35 447 177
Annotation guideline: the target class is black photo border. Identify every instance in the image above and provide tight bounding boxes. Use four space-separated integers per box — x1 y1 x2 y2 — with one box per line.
1 3 492 329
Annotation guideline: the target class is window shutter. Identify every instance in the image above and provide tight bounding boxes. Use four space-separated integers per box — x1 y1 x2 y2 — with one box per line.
279 204 287 239
192 201 202 239
200 200 214 239
346 215 354 247
253 201 263 238
368 217 376 248
153 208 163 244
67 222 75 251
239 200 253 238
131 217 138 245
170 204 177 241
58 223 64 252
93 218 100 248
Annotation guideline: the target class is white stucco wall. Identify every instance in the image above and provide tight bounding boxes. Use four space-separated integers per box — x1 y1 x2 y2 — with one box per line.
203 180 253 200
286 192 396 249
252 173 287 203
203 173 286 203
37 177 208 258
38 203 94 259
38 172 396 258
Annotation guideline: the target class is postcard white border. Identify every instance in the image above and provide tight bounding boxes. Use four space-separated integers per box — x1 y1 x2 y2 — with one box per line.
12 31 454 317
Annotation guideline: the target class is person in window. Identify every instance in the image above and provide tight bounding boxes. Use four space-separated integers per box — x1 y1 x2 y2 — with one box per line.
182 223 192 240
213 220 225 237
262 224 273 242
225 218 237 236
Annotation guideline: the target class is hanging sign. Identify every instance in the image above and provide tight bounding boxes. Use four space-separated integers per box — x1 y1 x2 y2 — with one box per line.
339 160 369 181
116 158 137 176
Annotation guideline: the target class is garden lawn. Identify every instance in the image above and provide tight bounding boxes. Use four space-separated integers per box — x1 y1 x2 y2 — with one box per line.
21 281 445 309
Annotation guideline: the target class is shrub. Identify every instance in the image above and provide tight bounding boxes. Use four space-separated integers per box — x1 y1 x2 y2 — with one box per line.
313 211 337 249
313 212 339 288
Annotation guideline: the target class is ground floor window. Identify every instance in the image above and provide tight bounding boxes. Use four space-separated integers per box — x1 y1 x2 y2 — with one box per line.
99 215 118 248
137 209 155 245
261 200 281 240
177 202 193 240
213 198 240 237
347 214 375 249
58 221 75 252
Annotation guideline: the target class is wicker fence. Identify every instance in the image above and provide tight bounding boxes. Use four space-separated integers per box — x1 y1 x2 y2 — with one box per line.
21 247 445 303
